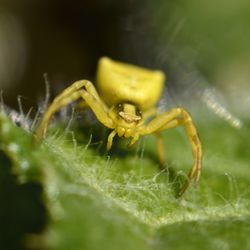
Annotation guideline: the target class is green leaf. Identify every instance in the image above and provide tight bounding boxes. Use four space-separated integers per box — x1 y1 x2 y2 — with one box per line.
1 112 250 250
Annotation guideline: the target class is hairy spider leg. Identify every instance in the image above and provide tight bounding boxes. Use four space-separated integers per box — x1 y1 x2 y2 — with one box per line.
35 80 114 140
139 108 202 196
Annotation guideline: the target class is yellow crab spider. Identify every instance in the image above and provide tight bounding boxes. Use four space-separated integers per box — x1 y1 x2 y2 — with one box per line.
35 57 202 196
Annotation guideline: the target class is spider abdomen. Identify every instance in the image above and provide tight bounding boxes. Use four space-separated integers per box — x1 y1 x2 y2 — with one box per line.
96 57 165 110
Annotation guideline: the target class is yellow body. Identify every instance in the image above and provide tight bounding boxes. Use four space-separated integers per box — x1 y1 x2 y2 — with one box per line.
35 57 202 196
96 57 165 110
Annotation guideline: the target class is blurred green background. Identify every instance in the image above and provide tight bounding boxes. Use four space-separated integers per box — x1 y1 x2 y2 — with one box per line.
0 0 249 119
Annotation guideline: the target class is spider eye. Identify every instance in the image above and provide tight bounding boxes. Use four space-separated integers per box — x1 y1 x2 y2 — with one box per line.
117 103 123 112
136 108 142 118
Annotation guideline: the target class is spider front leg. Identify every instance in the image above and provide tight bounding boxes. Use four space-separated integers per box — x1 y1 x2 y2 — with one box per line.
35 80 114 141
140 108 202 196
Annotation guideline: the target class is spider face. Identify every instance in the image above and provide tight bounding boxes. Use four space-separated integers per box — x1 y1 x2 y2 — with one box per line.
117 103 142 124
109 103 142 139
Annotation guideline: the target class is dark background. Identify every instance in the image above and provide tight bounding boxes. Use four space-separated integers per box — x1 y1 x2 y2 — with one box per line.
0 0 250 120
